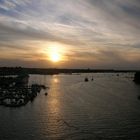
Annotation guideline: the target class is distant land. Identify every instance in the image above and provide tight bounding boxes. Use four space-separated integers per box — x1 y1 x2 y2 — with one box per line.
0 67 140 75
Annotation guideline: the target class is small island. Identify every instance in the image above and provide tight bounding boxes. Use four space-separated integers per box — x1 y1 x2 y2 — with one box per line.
0 73 47 107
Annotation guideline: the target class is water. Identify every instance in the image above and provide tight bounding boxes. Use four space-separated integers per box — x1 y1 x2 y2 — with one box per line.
0 73 140 140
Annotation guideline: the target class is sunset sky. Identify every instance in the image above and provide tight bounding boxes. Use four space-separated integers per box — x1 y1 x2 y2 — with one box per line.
0 0 140 69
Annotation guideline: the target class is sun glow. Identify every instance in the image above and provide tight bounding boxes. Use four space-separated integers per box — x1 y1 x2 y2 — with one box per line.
46 43 65 63
50 52 60 62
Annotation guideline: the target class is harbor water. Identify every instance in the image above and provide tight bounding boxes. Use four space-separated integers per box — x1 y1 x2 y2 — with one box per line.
0 73 140 140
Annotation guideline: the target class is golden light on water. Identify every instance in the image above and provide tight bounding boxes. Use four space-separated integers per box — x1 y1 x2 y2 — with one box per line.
53 77 59 83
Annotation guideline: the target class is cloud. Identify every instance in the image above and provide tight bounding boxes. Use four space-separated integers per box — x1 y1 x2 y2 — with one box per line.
0 0 140 69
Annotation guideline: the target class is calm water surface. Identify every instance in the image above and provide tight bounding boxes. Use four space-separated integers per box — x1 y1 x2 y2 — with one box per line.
0 73 140 140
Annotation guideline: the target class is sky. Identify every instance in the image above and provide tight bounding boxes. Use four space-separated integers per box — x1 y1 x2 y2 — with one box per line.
0 0 140 69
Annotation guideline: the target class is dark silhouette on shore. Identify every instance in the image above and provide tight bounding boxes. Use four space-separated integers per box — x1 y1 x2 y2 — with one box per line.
134 72 140 84
0 67 139 75
133 72 140 101
0 70 47 107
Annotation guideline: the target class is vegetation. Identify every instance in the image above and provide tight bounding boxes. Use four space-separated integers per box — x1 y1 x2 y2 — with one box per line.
0 67 139 75
134 72 140 84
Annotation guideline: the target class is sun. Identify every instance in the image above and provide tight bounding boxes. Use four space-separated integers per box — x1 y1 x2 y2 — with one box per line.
46 43 63 63
44 42 67 63
50 52 60 62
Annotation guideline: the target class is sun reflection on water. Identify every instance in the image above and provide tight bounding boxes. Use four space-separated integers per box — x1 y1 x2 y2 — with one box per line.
45 76 64 137
53 77 59 83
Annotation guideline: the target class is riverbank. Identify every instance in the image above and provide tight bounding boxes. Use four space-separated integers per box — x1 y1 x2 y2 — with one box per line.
0 67 139 75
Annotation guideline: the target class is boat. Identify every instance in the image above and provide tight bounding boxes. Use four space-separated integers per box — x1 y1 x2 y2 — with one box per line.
84 77 88 82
